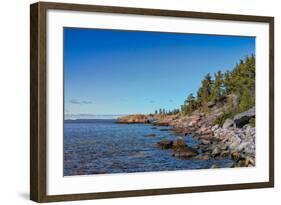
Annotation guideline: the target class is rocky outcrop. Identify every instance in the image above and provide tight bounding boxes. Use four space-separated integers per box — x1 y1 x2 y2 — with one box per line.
156 106 255 167
119 103 256 168
156 138 199 158
117 114 151 124
233 107 255 128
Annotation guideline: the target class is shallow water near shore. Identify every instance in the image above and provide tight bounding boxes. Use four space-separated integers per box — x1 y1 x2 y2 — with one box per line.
64 119 233 176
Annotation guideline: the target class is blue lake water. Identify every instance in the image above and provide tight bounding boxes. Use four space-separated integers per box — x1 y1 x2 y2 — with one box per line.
64 119 233 176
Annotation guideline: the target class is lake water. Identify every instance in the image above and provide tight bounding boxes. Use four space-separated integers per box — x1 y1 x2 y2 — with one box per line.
64 119 233 176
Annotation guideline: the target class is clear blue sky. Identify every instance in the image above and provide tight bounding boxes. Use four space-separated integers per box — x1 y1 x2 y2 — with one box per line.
64 27 255 116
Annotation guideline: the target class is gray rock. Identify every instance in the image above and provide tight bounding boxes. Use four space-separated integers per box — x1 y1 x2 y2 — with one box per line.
207 101 216 108
229 140 241 151
211 147 221 157
237 142 251 152
245 156 255 166
223 118 234 129
173 147 199 158
200 139 211 145
211 124 219 132
234 107 255 128
156 140 173 149
220 150 229 157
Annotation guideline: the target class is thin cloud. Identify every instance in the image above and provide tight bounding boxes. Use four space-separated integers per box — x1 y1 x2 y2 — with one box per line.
69 99 80 104
69 99 93 104
82 100 92 104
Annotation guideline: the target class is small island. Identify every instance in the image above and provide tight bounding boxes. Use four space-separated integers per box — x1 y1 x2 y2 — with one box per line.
118 55 255 168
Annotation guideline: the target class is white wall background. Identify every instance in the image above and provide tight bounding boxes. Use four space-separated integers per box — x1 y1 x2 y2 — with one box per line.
0 0 279 204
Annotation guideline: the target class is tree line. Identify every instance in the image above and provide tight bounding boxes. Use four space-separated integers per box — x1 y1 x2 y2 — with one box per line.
154 108 180 115
181 55 255 115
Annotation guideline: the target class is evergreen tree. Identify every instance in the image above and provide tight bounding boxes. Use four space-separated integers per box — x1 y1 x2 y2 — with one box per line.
178 55 255 116
181 94 197 115
239 89 254 111
211 70 224 102
197 73 213 107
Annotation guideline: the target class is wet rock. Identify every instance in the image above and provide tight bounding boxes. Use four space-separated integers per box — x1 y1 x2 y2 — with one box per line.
173 147 199 158
172 139 186 149
172 129 187 136
195 155 210 160
220 150 229 157
154 122 170 126
159 128 171 131
211 164 220 169
237 160 247 167
156 140 173 149
245 156 255 166
211 147 221 158
231 152 240 161
146 134 156 137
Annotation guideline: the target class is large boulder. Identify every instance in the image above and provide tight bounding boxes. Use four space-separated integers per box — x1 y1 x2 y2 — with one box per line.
233 107 255 128
223 118 234 129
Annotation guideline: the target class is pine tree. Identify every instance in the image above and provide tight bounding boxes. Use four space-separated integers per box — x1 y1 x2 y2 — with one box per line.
212 70 224 102
198 73 213 107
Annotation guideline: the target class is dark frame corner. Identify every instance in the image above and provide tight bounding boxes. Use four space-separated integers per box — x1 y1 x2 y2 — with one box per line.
30 1 274 203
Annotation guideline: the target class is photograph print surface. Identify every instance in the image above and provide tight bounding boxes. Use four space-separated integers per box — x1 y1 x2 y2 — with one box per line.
63 27 255 176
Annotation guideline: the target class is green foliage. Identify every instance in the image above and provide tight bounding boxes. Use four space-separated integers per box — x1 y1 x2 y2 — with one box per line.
239 89 254 112
249 118 255 127
211 70 224 102
181 94 198 115
180 55 255 116
224 55 255 112
155 108 180 115
197 73 213 105
213 111 236 127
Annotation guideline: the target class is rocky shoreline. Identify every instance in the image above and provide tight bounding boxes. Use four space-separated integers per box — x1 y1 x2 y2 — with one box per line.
117 106 255 168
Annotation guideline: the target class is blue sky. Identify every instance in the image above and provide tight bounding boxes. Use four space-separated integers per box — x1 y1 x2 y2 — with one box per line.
64 27 255 116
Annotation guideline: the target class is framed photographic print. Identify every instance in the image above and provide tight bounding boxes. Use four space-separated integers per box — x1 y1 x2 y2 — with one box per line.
30 1 274 202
